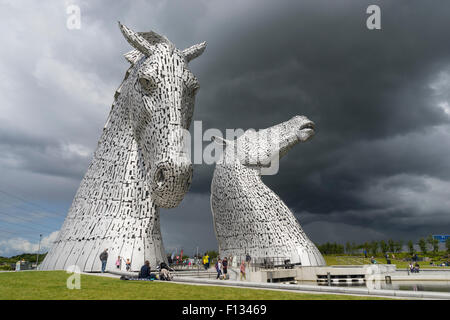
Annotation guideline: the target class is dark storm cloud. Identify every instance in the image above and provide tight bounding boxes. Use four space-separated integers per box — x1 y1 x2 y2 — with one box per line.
185 0 450 243
1 0 450 255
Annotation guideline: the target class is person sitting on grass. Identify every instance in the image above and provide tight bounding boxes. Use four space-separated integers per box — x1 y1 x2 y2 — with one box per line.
159 262 173 281
138 260 154 280
370 256 377 264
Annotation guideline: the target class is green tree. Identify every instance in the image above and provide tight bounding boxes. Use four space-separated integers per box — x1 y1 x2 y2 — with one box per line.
418 238 427 254
205 250 219 262
345 242 351 254
370 241 378 256
394 240 403 253
446 238 450 253
426 235 434 250
408 240 414 255
363 242 370 256
432 237 439 253
388 239 395 253
425 235 439 254
380 240 389 255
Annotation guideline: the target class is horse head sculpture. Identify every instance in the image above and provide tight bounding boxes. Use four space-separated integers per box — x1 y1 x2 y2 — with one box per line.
211 116 325 266
119 23 205 208
40 24 206 272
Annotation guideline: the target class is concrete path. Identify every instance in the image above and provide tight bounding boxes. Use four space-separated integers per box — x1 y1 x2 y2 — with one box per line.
79 270 450 300
171 276 450 300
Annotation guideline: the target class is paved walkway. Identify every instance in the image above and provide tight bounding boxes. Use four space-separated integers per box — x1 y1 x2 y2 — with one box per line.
84 271 449 300
171 276 450 300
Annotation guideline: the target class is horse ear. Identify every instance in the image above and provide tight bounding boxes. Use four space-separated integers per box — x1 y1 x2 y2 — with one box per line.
124 49 144 64
182 42 207 62
118 22 154 56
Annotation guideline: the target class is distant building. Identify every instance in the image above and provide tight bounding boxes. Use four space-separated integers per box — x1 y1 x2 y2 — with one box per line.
433 235 450 243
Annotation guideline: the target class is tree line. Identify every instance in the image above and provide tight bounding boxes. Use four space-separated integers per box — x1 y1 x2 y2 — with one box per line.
316 236 450 255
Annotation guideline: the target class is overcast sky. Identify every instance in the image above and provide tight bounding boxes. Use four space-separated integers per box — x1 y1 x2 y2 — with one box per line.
0 0 449 257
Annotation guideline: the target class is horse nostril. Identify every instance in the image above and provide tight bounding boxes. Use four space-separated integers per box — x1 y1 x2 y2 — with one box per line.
155 168 165 185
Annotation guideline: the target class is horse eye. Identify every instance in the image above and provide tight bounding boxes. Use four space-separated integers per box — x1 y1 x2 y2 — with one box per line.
139 77 157 93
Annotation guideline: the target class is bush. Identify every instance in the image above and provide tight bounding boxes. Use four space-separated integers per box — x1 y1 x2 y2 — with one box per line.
0 264 12 271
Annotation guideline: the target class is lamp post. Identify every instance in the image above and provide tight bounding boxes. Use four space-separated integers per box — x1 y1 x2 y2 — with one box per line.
36 234 42 270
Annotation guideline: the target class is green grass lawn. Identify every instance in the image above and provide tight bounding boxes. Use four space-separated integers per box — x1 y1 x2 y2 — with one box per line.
0 271 388 300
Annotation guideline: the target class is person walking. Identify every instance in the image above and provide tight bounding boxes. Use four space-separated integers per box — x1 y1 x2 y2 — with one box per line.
385 253 391 264
245 253 251 268
240 261 246 281
222 257 228 280
215 259 222 280
99 249 108 273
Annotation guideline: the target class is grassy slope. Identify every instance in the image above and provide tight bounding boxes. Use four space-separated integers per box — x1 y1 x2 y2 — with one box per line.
0 271 388 300
323 255 450 269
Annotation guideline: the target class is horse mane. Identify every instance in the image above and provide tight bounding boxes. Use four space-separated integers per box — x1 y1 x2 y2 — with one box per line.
138 31 171 46
124 31 175 64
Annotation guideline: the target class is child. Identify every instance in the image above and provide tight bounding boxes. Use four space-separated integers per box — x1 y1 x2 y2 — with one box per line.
215 259 222 279
115 256 121 269
240 261 246 280
126 258 131 271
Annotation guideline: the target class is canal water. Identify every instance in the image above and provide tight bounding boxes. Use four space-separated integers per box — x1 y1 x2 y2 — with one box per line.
304 280 450 293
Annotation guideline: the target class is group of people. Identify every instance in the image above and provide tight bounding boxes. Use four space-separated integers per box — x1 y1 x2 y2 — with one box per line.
115 256 132 271
137 261 173 280
213 253 252 281
98 249 132 273
409 262 420 273
100 248 255 282
214 257 230 280
99 249 173 281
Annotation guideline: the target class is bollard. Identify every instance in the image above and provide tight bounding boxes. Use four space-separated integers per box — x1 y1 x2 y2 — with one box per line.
327 272 331 286
267 271 273 283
